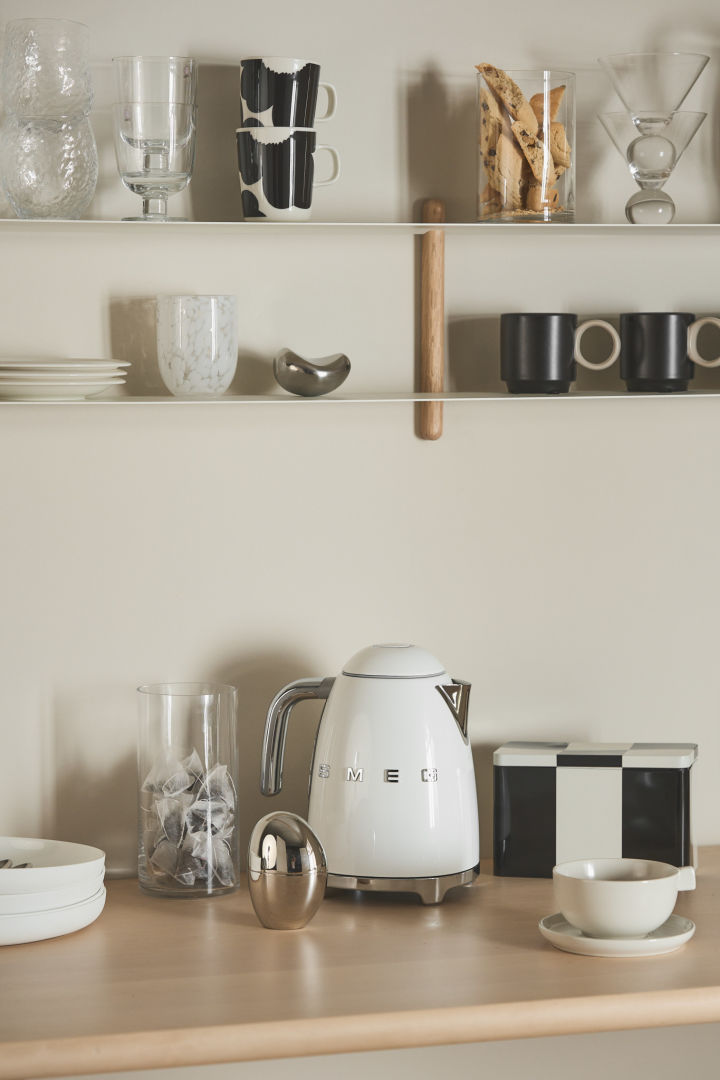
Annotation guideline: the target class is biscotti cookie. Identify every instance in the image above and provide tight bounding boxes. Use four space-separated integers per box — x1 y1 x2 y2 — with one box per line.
527 183 560 212
476 63 538 135
478 86 505 161
511 120 556 186
529 84 566 126
548 121 571 172
486 132 530 209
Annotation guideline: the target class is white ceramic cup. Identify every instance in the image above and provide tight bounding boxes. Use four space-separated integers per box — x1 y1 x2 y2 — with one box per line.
553 858 696 938
156 294 238 398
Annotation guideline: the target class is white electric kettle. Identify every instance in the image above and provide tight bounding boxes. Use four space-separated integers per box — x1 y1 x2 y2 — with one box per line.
261 643 480 904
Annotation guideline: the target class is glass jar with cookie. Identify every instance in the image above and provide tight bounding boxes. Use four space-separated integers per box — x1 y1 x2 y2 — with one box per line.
476 65 575 223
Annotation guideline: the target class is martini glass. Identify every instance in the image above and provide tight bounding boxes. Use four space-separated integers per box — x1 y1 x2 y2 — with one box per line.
598 110 706 223
598 52 709 134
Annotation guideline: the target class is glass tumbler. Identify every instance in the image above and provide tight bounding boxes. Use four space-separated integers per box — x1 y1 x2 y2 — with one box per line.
156 294 238 397
113 55 197 106
137 683 239 897
0 114 98 219
2 18 93 119
477 68 575 222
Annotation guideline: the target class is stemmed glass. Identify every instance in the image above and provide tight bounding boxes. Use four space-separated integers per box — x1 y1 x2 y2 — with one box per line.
112 102 196 220
597 52 709 223
598 52 709 133
111 56 197 221
598 110 706 223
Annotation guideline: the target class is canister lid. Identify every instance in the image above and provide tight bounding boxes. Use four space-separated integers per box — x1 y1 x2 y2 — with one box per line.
493 741 698 768
342 643 446 679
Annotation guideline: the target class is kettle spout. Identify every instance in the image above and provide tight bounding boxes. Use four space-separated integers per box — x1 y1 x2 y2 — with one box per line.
436 680 471 740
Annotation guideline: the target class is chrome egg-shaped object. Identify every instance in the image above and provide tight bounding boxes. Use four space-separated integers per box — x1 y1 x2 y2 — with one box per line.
247 811 327 930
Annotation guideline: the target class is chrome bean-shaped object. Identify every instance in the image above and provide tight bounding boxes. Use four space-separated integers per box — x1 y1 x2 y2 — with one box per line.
273 348 350 397
247 811 327 930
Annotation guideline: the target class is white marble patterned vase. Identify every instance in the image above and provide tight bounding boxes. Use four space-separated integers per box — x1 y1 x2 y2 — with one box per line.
156 294 238 398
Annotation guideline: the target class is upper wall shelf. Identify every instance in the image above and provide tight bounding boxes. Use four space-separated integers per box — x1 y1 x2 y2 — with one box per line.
1 218 719 236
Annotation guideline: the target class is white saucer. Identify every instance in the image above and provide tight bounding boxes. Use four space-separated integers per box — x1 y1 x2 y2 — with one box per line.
0 358 131 372
0 371 127 381
0 381 124 400
539 912 695 957
0 886 106 946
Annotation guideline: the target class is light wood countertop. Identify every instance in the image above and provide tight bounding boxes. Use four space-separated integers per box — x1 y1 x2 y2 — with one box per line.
1 849 719 1079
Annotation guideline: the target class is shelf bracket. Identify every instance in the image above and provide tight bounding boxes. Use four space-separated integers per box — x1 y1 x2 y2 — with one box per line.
418 198 446 439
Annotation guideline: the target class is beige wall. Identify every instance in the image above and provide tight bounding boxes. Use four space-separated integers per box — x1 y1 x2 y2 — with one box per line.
2 0 720 1074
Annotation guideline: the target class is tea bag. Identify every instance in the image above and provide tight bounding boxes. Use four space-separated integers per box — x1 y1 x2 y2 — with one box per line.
187 797 232 835
149 837 179 878
155 793 194 846
198 763 236 807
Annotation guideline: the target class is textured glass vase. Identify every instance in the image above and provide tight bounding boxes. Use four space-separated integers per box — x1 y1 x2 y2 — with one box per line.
0 114 98 219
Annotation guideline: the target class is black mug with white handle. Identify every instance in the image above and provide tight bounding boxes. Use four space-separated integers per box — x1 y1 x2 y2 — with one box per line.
501 312 620 394
620 312 720 392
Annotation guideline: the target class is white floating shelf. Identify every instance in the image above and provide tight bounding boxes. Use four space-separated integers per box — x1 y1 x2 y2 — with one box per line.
3 390 720 405
0 218 719 236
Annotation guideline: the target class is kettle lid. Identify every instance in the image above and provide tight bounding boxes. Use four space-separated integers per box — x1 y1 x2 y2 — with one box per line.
342 643 446 679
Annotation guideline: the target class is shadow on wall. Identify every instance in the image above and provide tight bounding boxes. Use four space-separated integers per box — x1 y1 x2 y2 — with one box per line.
209 649 327 868
191 63 244 223
447 316 502 393
109 296 166 395
471 741 497 859
50 649 325 877
403 63 477 223
53 686 138 876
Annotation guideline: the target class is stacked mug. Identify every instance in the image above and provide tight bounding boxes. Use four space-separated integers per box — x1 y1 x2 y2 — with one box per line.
235 57 340 221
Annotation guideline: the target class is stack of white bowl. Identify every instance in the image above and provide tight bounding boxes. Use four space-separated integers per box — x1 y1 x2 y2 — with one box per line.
0 837 106 946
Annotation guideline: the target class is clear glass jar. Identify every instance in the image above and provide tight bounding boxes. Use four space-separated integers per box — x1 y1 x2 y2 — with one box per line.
137 683 239 898
477 66 575 222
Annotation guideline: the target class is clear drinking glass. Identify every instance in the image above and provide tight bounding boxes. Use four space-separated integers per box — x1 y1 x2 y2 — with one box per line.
0 114 98 219
137 683 239 898
113 56 197 105
156 294 238 397
477 68 575 222
2 18 93 119
112 102 196 220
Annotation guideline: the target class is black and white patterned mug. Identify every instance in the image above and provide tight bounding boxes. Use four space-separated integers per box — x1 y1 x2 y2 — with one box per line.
239 57 337 127
236 127 341 221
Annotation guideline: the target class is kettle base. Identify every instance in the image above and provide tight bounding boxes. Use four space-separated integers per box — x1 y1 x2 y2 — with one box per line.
327 865 479 905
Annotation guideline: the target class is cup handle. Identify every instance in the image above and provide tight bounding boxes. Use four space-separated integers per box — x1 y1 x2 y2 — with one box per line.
314 145 341 187
687 317 720 367
677 866 696 891
574 319 621 371
316 82 338 122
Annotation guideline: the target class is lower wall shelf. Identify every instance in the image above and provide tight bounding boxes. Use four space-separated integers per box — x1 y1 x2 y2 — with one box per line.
3 390 720 405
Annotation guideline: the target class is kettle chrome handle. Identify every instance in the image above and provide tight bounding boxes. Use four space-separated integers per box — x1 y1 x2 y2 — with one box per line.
261 677 335 795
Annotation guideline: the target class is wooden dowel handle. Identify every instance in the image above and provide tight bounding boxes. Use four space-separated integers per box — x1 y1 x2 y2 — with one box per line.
420 198 445 440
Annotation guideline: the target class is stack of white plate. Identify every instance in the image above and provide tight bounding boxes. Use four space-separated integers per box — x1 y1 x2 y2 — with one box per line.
0 358 130 400
0 838 106 945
